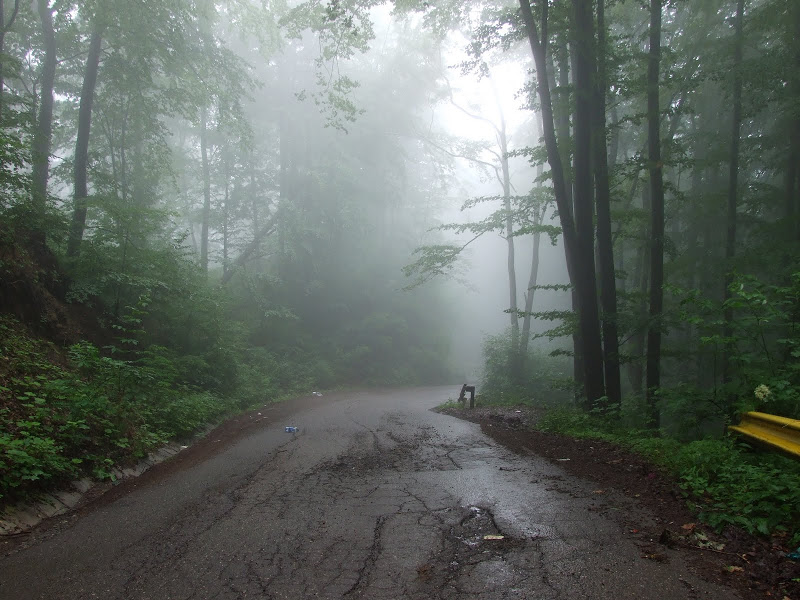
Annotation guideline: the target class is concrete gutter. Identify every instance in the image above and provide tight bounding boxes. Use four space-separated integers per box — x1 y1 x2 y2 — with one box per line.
0 443 187 536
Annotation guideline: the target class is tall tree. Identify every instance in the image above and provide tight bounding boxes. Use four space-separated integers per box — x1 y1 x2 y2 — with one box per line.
520 115 548 357
591 0 622 406
0 0 21 120
199 104 212 273
30 0 55 228
721 0 745 398
519 0 606 404
571 0 606 405
788 0 800 241
645 0 665 426
67 27 104 257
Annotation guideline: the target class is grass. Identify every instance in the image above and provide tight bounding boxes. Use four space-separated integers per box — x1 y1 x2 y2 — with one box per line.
535 406 800 545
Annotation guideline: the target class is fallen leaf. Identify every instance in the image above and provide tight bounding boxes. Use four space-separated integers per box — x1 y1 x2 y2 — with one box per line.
723 565 744 574
483 534 505 540
642 553 668 562
681 523 696 531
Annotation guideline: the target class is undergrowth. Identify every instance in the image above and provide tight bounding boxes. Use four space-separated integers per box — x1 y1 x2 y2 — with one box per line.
0 316 237 504
536 406 800 545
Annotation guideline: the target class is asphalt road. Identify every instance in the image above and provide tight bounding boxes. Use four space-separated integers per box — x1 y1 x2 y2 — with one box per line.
0 387 739 599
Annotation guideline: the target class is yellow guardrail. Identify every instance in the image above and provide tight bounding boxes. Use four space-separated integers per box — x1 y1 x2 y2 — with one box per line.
728 412 800 460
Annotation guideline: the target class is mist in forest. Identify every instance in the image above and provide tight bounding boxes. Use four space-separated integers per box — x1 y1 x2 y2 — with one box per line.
1 0 799 452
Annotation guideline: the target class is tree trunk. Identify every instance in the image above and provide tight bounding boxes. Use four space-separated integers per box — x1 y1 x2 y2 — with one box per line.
31 0 56 229
499 117 522 380
519 0 574 280
549 47 582 390
200 105 211 272
0 0 21 121
571 0 606 407
278 113 289 264
250 149 259 241
721 0 744 403
551 37 586 393
521 115 546 357
609 105 620 169
645 0 664 428
590 0 621 407
787 1 800 242
553 41 572 207
520 215 543 357
627 180 650 396
222 151 230 279
67 29 103 257
519 0 604 405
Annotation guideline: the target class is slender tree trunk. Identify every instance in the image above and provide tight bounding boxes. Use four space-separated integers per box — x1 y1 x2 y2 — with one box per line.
628 180 650 396
0 0 21 121
521 115 547 357
721 0 745 401
200 105 211 272
571 0 606 406
616 173 641 298
1 0 5 120
498 117 522 380
278 114 289 263
551 38 584 392
31 0 56 230
520 214 543 357
609 105 620 170
553 41 572 207
518 0 578 384
250 149 259 240
687 133 705 385
67 29 103 257
519 0 574 280
590 0 621 406
550 46 582 389
787 1 800 242
646 0 665 428
222 149 230 279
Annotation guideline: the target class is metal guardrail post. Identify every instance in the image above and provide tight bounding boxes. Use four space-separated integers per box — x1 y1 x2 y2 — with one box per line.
457 384 476 409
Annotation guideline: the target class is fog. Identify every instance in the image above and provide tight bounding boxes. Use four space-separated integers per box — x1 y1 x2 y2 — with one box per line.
2 0 797 419
2 0 798 564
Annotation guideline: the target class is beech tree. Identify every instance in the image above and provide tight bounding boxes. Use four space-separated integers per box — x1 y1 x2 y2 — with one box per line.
30 0 55 230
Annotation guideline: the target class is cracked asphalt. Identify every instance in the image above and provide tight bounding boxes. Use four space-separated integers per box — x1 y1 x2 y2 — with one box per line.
0 386 740 599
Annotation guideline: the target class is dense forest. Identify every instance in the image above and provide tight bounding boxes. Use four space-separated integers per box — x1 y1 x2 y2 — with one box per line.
0 0 463 498
0 0 798 538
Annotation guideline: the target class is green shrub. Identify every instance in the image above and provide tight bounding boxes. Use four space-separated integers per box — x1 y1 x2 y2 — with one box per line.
0 434 74 496
676 440 800 542
535 405 800 544
151 391 231 439
0 317 234 502
480 331 573 405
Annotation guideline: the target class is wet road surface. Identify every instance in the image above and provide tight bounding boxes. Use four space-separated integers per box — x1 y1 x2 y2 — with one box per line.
0 387 739 599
